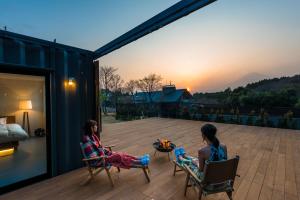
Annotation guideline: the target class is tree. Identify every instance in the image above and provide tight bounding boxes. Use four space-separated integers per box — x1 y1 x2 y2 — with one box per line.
137 74 162 104
109 74 124 107
136 74 162 116
124 80 138 102
99 66 117 114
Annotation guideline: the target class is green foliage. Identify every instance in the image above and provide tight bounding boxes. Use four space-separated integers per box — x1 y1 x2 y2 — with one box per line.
179 106 191 119
215 109 225 123
100 92 107 102
189 106 198 120
193 75 300 109
201 114 209 121
246 110 256 125
199 110 209 121
253 108 274 127
278 110 297 129
245 75 300 90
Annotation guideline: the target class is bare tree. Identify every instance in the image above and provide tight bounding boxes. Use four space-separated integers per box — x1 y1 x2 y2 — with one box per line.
124 80 138 102
137 74 162 105
109 74 124 106
99 66 117 114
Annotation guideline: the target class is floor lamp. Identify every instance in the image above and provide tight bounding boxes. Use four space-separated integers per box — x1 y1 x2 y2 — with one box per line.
19 100 32 136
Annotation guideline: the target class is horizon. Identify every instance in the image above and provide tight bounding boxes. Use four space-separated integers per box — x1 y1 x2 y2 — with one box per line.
1 0 300 92
102 73 299 95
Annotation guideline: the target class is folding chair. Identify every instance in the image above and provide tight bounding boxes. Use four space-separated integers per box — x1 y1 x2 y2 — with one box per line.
184 155 240 200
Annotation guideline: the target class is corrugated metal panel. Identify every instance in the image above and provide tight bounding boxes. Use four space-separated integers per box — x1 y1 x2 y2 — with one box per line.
0 30 96 176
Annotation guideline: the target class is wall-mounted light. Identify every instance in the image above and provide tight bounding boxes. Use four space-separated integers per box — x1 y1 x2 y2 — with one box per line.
67 78 75 86
64 77 76 89
0 148 14 157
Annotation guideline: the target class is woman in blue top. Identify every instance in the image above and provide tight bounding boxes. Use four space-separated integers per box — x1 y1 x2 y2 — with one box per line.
195 123 227 171
175 124 227 179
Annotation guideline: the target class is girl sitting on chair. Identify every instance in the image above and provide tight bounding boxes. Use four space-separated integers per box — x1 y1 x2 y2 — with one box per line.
175 123 227 178
82 120 149 169
197 123 227 169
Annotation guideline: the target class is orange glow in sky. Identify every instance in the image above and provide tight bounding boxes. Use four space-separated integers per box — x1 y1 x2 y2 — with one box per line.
98 1 300 93
3 1 299 92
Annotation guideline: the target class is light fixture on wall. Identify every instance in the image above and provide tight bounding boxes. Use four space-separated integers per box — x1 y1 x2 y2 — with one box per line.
19 100 32 136
68 78 75 86
64 77 76 89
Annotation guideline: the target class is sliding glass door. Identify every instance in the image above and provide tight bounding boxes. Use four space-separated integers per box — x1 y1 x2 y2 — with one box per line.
0 72 49 192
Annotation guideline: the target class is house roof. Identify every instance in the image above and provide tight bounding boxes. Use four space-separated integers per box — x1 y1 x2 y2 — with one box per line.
161 89 186 103
134 88 191 103
135 91 161 103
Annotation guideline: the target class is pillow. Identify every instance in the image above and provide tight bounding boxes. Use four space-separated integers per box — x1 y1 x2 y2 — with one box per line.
0 117 7 125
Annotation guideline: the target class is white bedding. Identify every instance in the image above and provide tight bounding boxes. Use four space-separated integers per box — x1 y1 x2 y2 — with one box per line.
0 123 29 143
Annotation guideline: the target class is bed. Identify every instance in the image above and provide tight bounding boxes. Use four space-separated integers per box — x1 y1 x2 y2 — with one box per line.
0 116 29 150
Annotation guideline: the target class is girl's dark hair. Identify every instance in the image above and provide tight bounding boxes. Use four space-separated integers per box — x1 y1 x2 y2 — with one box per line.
201 124 219 148
83 120 97 136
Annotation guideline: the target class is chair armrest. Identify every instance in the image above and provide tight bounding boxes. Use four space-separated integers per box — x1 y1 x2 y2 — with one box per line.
183 164 202 184
82 156 106 162
104 145 116 151
104 145 116 148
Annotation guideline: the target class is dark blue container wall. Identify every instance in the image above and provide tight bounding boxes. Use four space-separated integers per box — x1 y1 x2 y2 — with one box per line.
55 50 95 173
0 30 96 176
2 38 20 64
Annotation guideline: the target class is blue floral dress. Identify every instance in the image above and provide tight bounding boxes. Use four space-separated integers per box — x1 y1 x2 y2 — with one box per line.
194 144 227 179
208 144 227 161
175 145 227 180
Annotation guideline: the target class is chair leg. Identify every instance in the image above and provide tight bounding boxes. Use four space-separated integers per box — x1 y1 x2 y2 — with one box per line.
117 167 120 172
198 188 203 200
173 163 177 176
184 173 190 196
105 168 114 187
142 167 151 183
88 166 94 179
81 166 94 185
226 191 233 200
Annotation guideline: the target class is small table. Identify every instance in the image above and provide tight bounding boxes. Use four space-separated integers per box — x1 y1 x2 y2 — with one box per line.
153 141 176 161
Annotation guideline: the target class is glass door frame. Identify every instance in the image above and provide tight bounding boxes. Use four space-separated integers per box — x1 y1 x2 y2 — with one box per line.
0 64 52 194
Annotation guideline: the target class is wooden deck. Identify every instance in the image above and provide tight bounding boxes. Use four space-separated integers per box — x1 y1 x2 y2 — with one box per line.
1 118 300 200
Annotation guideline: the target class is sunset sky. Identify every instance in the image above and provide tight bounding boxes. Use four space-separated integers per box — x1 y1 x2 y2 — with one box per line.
1 0 300 92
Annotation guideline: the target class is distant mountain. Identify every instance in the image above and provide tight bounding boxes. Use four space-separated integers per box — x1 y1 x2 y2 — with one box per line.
193 74 300 107
245 74 300 94
229 72 269 89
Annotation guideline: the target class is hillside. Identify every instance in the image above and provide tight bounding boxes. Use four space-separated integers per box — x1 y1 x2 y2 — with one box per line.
193 74 300 108
229 72 269 89
245 74 300 94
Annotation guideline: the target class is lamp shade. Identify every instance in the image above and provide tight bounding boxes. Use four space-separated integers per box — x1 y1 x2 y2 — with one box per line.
19 100 32 110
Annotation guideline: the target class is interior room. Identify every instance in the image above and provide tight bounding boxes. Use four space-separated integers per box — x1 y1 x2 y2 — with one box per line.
0 72 47 188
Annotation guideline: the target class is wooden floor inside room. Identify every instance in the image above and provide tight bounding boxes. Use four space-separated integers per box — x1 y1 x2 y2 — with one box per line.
1 118 300 200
